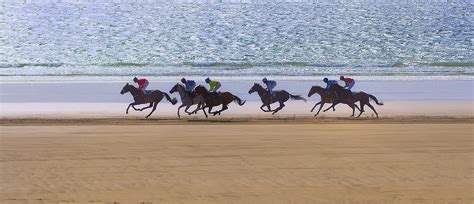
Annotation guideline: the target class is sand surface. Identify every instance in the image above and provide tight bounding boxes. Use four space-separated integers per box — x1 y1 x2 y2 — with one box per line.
1 117 473 203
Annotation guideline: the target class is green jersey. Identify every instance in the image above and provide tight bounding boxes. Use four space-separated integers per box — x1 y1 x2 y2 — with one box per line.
208 80 220 92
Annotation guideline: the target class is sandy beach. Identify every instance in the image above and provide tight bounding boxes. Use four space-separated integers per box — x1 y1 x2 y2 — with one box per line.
1 117 473 203
1 80 474 203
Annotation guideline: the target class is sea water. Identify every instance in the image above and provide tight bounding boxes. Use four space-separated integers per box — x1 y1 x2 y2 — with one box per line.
0 0 473 82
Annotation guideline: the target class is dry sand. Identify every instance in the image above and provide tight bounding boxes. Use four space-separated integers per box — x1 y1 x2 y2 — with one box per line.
1 117 473 203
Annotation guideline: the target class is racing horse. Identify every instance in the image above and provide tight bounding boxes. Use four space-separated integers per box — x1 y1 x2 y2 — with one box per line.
120 83 177 118
194 85 246 116
249 83 306 115
307 85 359 116
325 84 384 118
169 83 208 118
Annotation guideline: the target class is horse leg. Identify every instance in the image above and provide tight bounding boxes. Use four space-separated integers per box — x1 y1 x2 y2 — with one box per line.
272 102 285 115
323 102 338 112
348 103 356 117
145 102 159 119
366 103 379 118
126 102 137 114
214 104 228 116
177 104 185 118
140 102 153 111
266 104 272 111
260 104 268 112
315 103 325 117
208 106 213 114
357 103 366 118
191 103 202 114
311 101 321 112
201 105 208 118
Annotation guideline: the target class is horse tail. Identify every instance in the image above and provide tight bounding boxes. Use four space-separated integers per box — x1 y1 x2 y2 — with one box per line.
368 94 384 105
289 94 307 102
233 96 246 106
163 92 178 105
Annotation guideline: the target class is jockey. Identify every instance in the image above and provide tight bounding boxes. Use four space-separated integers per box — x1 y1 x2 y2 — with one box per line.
262 77 277 95
133 77 149 94
323 77 339 90
323 77 339 100
181 77 196 96
205 77 221 92
340 76 355 91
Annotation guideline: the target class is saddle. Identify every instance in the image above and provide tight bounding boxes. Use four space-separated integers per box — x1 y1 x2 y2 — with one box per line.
210 92 221 98
144 90 152 95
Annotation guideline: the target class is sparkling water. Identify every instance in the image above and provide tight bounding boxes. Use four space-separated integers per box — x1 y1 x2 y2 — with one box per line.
0 0 472 81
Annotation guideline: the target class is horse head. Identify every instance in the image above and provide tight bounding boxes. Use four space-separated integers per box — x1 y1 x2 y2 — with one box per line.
169 83 179 94
248 83 263 94
308 86 325 97
120 83 131 95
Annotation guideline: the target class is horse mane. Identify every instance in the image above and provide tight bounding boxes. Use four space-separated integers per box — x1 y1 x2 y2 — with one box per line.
175 83 184 89
126 83 138 90
254 83 264 89
312 85 325 91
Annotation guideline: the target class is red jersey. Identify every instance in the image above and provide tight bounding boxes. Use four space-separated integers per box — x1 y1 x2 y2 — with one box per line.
342 77 354 84
137 79 148 90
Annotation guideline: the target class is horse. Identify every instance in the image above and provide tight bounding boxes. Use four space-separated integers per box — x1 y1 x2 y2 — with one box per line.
325 84 384 118
120 83 177 118
194 85 246 116
307 85 344 116
169 83 208 118
248 83 307 115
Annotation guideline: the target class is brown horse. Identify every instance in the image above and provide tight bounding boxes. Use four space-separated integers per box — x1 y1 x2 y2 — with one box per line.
195 85 246 116
325 84 384 118
249 83 306 115
307 85 351 116
120 83 177 118
169 83 207 118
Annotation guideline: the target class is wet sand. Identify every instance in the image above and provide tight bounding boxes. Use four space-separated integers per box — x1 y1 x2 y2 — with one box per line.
1 117 473 203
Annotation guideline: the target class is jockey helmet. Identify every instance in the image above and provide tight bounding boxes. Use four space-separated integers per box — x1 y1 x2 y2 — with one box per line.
181 78 186 83
133 77 138 82
205 77 210 83
340 76 345 80
262 77 268 83
323 78 329 83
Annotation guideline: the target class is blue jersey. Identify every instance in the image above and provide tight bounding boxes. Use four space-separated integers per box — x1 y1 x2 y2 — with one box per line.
184 80 196 92
325 80 339 90
264 80 277 89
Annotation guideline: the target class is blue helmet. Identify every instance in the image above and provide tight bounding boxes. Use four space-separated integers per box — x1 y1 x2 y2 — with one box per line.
323 78 329 83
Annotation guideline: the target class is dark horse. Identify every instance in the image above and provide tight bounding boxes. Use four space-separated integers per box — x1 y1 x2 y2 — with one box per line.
325 84 384 118
307 85 352 116
120 83 177 118
169 83 207 118
249 83 307 115
195 85 246 116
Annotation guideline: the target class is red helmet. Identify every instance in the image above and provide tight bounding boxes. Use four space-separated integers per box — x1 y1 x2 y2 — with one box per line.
340 76 345 80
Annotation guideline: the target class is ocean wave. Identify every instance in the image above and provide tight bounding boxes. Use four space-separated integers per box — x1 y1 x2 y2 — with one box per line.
1 61 472 69
423 62 474 67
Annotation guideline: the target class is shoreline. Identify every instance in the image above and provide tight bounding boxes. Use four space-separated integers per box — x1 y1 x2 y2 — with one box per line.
1 116 473 126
